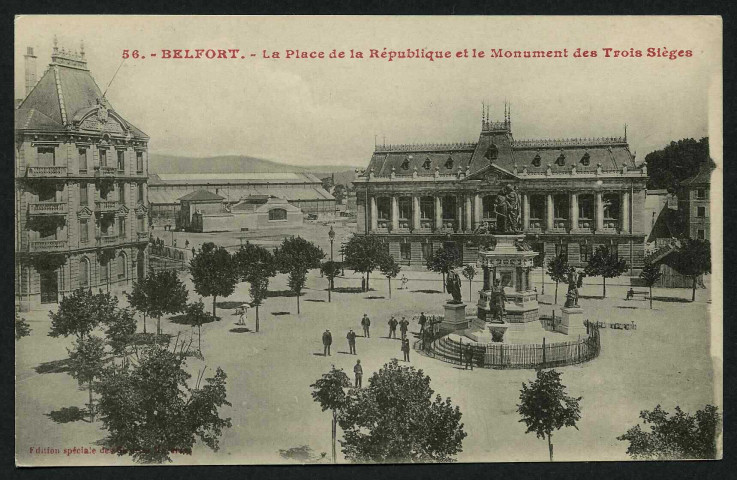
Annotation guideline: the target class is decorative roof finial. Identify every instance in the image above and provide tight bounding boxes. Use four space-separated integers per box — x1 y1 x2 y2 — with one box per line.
53 35 58 53
80 39 85 57
624 123 627 141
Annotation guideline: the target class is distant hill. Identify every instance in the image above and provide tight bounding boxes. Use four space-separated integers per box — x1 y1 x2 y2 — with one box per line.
149 153 360 179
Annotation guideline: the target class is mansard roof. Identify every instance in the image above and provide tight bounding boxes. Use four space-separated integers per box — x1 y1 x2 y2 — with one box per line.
16 49 148 140
679 160 714 187
363 119 637 178
178 189 225 202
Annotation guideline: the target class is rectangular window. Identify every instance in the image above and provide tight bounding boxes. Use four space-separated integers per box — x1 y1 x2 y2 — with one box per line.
99 148 108 167
697 229 705 240
100 262 109 283
137 216 145 232
78 148 88 172
138 183 144 203
377 198 390 220
400 243 411 261
117 150 125 171
420 197 434 219
580 243 592 262
579 194 594 219
555 243 568 261
119 218 126 238
553 194 569 219
697 206 706 218
398 197 412 220
80 219 89 243
696 189 706 200
136 152 144 173
119 183 126 204
37 147 55 166
529 195 545 219
422 243 433 261
80 183 88 207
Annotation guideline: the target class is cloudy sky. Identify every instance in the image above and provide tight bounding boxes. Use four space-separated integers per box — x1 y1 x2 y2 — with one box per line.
15 16 721 168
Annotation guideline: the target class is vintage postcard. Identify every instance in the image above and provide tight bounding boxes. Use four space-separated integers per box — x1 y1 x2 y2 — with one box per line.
14 15 722 465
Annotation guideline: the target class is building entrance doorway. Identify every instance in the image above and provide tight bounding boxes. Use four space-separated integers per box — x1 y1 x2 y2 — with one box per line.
40 269 58 304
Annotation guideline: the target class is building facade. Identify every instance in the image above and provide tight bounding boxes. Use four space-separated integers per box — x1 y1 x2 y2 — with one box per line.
148 172 335 227
354 108 648 271
15 40 150 311
676 161 712 241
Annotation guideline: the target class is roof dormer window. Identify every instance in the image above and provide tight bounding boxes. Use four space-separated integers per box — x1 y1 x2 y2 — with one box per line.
532 153 541 167
581 152 591 166
445 157 454 170
484 144 498 161
556 152 566 166
423 158 432 170
401 158 410 170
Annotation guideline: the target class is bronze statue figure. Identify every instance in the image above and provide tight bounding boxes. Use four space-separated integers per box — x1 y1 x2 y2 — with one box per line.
488 278 507 323
446 269 463 304
564 270 580 308
491 184 521 234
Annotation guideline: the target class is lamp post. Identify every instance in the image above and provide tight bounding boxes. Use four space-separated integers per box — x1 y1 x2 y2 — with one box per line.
340 244 345 276
328 225 335 261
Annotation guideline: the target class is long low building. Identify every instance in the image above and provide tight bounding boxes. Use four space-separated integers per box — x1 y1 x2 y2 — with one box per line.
147 172 335 227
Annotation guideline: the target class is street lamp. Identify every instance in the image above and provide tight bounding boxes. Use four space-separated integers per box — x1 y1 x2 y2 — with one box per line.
328 225 335 261
340 243 345 276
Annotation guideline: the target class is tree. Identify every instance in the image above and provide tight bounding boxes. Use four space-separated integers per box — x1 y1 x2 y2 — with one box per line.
274 236 325 314
310 366 352 463
639 260 663 309
104 308 137 365
67 335 107 422
320 260 342 303
617 404 721 460
190 243 239 318
584 246 628 298
425 245 462 293
517 369 582 462
333 184 346 204
131 269 188 336
15 312 32 340
343 234 387 291
186 300 211 354
379 255 401 299
644 137 711 190
547 254 572 305
461 265 477 302
49 288 117 340
337 359 467 463
96 344 232 464
234 243 277 332
127 275 151 334
669 238 711 302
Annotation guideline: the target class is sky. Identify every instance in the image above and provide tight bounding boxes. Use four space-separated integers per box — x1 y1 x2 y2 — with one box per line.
15 16 722 168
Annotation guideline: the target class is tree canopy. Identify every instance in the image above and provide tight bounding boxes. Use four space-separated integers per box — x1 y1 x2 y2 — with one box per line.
617 404 720 460
96 345 232 464
128 269 188 334
337 359 466 463
274 236 325 313
343 234 388 290
583 246 628 298
15 312 32 340
644 137 711 189
667 238 711 301
425 245 462 292
547 254 572 304
190 243 239 317
49 288 118 340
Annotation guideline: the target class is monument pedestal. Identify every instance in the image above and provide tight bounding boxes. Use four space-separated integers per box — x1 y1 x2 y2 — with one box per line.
559 307 586 335
442 303 469 331
463 320 508 343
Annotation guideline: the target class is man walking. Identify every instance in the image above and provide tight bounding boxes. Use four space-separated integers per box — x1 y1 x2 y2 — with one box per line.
399 317 409 340
464 343 474 370
388 316 398 339
347 329 357 355
418 312 427 335
354 359 363 388
322 329 332 356
361 313 371 338
401 338 410 362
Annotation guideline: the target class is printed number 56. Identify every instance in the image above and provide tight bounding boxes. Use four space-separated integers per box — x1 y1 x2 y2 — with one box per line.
122 50 140 59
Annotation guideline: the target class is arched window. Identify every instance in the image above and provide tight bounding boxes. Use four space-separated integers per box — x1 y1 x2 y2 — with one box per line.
423 158 432 170
445 157 454 170
79 257 90 288
401 158 410 170
556 152 566 166
484 144 498 160
117 252 127 281
532 153 541 167
581 152 591 166
268 208 287 221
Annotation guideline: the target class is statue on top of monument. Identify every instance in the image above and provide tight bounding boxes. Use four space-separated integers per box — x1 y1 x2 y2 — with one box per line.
492 184 521 234
564 269 582 308
446 269 463 304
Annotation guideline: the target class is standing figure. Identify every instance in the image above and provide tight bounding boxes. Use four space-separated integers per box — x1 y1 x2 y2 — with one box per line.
505 184 521 233
464 343 474 370
399 317 409 340
418 312 427 335
564 270 580 308
347 329 357 355
488 278 507 323
401 275 409 290
354 360 363 388
361 313 371 338
388 316 398 339
401 338 410 362
322 329 332 356
446 270 463 304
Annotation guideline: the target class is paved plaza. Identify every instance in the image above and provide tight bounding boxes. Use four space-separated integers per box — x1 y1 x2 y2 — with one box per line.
16 260 714 465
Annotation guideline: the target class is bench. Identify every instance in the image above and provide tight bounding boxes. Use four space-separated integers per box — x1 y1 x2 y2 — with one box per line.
625 290 649 300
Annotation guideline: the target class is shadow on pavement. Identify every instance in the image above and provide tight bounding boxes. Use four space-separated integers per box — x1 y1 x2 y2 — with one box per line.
652 296 693 303
229 327 252 333
365 296 386 300
305 299 326 303
216 300 250 310
45 406 90 424
267 290 297 298
271 311 290 316
411 289 442 294
34 358 72 375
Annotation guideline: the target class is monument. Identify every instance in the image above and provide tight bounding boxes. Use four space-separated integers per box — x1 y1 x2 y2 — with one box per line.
559 270 586 335
441 269 469 331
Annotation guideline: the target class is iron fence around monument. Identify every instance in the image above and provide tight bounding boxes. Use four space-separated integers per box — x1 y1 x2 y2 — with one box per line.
419 323 600 369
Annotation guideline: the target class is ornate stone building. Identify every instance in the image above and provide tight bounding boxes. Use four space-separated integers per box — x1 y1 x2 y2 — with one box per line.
15 39 150 311
354 106 648 272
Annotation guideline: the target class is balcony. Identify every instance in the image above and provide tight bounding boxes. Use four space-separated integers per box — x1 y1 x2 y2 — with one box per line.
577 219 594 230
26 166 67 178
136 231 149 242
552 219 569 232
602 219 619 231
28 202 67 215
94 166 117 177
419 219 434 230
95 200 119 212
29 239 68 252
527 219 543 232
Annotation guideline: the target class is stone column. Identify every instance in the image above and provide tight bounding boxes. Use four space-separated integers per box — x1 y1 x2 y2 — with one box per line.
434 196 442 230
391 196 399 231
370 196 378 232
570 192 579 231
412 196 421 230
474 194 482 229
456 196 463 232
621 191 630 233
465 196 473 232
522 193 530 230
483 265 490 290
546 193 554 231
596 191 604 231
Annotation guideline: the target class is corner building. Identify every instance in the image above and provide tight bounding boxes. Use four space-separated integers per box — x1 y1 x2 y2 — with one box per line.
15 42 150 311
354 110 648 272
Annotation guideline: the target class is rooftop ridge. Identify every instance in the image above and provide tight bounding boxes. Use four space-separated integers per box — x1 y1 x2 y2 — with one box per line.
512 137 627 148
374 141 477 153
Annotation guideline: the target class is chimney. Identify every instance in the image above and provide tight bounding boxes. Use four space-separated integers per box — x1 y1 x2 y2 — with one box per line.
24 46 37 97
